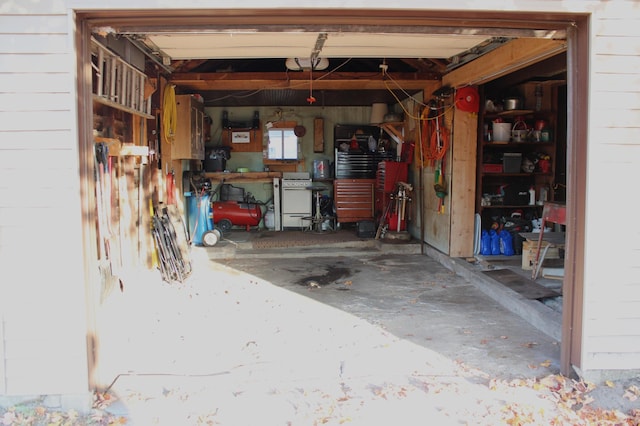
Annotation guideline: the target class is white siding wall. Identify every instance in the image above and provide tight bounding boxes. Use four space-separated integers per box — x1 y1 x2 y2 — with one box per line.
0 3 89 395
581 1 640 377
1 0 639 395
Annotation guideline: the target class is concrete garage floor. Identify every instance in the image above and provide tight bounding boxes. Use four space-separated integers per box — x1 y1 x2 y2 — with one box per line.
214 230 562 381
93 228 638 425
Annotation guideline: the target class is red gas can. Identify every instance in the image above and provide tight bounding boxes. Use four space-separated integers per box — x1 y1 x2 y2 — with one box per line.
212 201 262 232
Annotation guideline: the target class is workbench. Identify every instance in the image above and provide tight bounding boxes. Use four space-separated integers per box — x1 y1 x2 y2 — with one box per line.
203 171 282 183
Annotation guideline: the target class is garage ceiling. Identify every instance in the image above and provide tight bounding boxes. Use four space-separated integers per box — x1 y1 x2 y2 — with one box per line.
145 32 493 61
100 14 568 107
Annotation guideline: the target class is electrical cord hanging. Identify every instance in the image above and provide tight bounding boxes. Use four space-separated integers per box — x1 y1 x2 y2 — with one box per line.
420 103 450 163
162 84 177 144
206 58 354 104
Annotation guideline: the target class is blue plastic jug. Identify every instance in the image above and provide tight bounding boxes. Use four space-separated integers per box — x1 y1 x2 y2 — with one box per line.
499 230 514 256
490 230 501 255
481 230 491 255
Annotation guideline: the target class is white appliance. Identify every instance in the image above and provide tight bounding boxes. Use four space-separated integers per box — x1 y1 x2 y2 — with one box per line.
272 177 282 231
280 172 312 228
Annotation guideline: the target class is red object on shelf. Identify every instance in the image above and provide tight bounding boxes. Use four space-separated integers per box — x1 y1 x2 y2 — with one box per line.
483 164 503 173
538 159 551 173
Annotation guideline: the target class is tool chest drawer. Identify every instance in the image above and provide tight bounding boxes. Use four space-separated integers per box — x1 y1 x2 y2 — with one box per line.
334 179 375 222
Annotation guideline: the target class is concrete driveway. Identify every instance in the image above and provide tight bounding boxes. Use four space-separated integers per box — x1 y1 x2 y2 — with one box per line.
93 242 638 425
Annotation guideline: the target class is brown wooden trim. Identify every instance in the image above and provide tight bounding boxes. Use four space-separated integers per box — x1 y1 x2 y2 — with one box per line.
443 38 567 88
561 17 589 378
78 9 582 33
74 6 591 380
77 18 101 391
170 72 436 92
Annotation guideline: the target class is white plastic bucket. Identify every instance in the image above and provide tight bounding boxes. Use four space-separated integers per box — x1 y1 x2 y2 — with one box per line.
492 122 512 142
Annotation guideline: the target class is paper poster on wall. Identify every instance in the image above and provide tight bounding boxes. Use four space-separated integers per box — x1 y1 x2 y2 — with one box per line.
232 131 250 143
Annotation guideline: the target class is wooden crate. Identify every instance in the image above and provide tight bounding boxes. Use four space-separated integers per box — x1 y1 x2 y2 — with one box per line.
522 239 560 270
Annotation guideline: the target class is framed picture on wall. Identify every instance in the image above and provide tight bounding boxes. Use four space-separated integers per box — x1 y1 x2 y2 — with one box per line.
231 131 250 143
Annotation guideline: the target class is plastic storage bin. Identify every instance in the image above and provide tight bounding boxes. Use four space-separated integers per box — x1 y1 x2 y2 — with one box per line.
503 153 522 173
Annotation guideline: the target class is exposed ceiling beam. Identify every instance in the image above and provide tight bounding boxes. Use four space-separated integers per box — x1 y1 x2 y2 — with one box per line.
443 38 567 88
171 59 209 73
398 58 446 73
170 71 438 91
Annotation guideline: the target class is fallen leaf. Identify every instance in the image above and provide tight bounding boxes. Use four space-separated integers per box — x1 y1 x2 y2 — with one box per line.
500 335 508 339
605 380 615 388
480 339 489 345
624 385 640 401
522 342 538 348
344 280 352 286
540 360 552 367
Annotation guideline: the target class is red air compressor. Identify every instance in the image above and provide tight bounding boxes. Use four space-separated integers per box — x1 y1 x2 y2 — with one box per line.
212 201 262 232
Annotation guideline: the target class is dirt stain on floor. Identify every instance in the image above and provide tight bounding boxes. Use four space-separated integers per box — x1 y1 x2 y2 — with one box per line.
296 266 351 287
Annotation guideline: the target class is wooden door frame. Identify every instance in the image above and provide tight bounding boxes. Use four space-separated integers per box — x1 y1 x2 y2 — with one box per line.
75 8 588 386
561 17 589 377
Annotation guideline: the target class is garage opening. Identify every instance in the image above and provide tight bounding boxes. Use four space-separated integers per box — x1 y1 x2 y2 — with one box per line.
76 9 588 386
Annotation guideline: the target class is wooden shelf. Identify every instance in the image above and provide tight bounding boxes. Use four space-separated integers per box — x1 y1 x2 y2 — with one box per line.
483 172 553 177
483 141 554 147
496 109 534 116
203 171 282 183
480 205 542 210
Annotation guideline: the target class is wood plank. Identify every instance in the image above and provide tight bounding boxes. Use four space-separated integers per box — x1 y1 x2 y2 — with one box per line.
0 314 5 394
109 156 122 271
119 143 149 157
482 269 561 300
0 110 71 131
171 71 431 91
443 39 567 88
0 34 68 54
449 108 477 257
0 15 67 34
0 53 71 73
118 156 138 269
204 171 282 183
0 72 71 92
